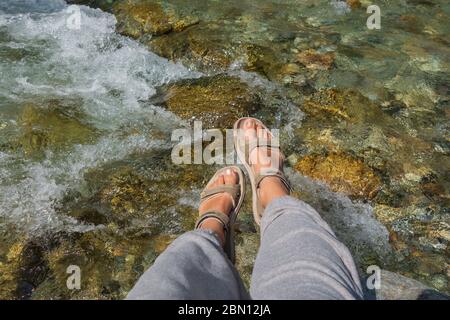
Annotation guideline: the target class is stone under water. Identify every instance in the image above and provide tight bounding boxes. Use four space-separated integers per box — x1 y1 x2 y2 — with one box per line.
0 0 448 299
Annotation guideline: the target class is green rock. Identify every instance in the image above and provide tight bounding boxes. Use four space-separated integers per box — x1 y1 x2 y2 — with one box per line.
157 74 261 128
375 270 449 300
294 152 382 200
113 0 173 38
15 101 97 157
149 21 237 72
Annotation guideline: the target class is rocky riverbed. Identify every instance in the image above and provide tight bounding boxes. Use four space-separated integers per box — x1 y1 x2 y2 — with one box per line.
0 0 448 299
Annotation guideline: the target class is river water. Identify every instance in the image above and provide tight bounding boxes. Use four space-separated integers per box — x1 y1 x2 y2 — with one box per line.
0 0 448 298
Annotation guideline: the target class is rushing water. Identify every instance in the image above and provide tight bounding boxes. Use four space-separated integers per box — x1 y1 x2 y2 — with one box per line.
0 1 204 299
0 2 197 233
0 0 448 299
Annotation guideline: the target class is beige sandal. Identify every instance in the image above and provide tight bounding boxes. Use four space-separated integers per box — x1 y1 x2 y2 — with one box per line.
195 166 245 263
233 117 291 226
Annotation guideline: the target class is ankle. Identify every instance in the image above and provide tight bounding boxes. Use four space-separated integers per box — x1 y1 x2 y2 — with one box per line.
259 177 289 208
198 218 225 246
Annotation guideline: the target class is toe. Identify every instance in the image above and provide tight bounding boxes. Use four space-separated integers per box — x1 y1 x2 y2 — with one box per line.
243 118 255 129
223 168 238 185
215 174 225 186
262 128 272 141
256 124 271 140
242 119 257 141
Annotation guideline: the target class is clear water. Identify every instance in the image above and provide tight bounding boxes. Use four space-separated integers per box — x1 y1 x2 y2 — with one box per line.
0 3 197 233
0 0 448 298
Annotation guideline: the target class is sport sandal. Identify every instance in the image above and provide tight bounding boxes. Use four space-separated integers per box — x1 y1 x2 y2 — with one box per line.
195 166 245 263
233 117 291 226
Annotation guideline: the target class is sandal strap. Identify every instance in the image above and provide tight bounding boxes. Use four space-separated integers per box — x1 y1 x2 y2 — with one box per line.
195 211 230 233
248 140 280 155
255 169 292 193
200 185 240 207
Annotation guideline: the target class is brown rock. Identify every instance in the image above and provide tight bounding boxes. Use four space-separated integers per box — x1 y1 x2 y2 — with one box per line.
294 152 382 199
301 88 351 120
0 242 25 299
280 63 302 76
376 270 449 300
149 30 189 60
374 204 410 224
172 16 199 32
150 22 236 71
160 75 261 128
186 24 234 70
98 167 172 222
243 44 284 80
297 49 335 70
16 102 97 157
398 15 424 34
151 234 177 254
346 0 361 9
76 154 210 228
113 0 172 38
43 230 155 299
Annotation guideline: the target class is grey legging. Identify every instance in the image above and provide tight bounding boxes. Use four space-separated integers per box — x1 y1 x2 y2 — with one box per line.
126 196 364 300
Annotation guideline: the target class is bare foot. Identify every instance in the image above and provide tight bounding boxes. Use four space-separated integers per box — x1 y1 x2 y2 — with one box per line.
198 169 239 246
242 118 289 209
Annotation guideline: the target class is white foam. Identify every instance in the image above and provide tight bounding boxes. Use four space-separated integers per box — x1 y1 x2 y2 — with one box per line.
0 3 200 234
0 134 170 234
329 0 351 15
1 5 200 128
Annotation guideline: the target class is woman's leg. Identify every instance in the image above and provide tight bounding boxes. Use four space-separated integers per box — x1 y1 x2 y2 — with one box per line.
126 169 249 300
250 196 364 300
238 118 363 299
126 229 248 300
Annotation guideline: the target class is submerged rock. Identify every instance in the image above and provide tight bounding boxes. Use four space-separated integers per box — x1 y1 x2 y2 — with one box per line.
346 0 362 9
148 29 190 61
42 230 156 299
186 23 236 70
300 88 360 121
98 167 165 222
150 234 177 254
235 231 259 289
79 161 203 229
171 16 200 32
284 79 449 295
15 101 97 157
295 88 438 181
296 49 335 70
375 270 449 300
374 204 410 225
59 147 224 231
113 0 173 38
0 237 55 299
0 241 25 299
147 15 294 78
396 15 424 34
294 152 382 199
157 75 261 128
149 21 237 72
113 0 200 40
242 44 290 81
